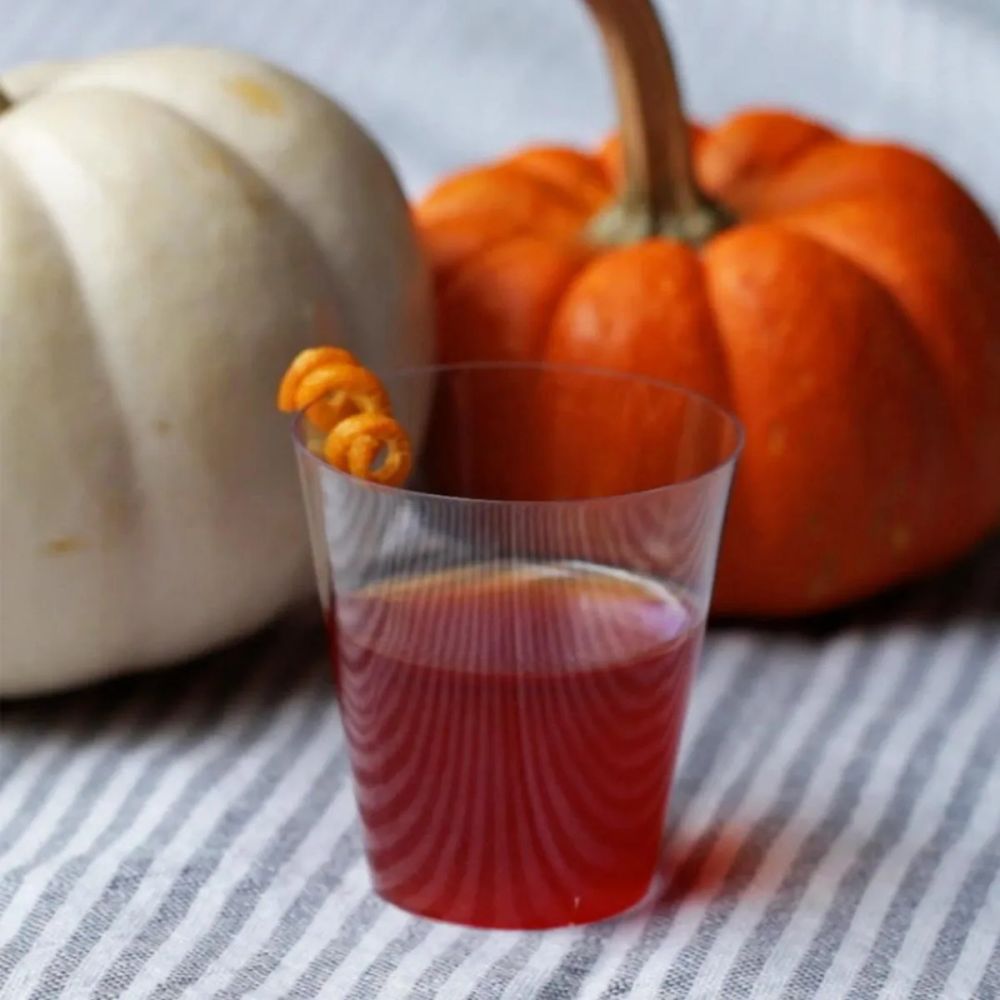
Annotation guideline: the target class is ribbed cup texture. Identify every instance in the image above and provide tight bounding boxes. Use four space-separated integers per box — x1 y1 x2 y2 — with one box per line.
295 364 740 928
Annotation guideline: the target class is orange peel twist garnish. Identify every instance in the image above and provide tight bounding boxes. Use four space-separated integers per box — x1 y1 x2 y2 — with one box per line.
277 346 360 430
277 347 411 486
324 412 412 485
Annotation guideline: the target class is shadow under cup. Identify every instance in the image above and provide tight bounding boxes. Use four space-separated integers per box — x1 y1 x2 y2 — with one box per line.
294 363 742 930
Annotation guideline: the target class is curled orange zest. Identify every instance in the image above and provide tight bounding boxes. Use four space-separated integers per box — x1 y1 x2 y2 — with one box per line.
278 347 411 486
324 412 412 485
297 364 390 418
277 346 359 430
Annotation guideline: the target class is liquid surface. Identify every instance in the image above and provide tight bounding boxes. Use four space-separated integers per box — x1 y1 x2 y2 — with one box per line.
331 562 701 929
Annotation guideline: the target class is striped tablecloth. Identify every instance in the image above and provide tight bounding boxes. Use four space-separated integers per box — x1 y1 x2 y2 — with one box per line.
1 541 998 999
2 1 999 997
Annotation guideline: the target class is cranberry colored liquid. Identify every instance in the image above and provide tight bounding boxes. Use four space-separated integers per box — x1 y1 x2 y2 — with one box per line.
331 562 700 929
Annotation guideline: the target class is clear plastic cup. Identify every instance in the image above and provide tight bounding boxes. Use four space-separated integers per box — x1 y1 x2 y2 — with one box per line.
294 363 741 929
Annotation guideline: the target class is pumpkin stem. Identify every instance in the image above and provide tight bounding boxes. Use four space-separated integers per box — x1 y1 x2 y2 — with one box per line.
0 87 11 113
583 0 730 245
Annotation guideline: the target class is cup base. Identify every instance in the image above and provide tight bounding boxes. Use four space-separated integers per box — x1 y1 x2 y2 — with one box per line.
369 870 665 932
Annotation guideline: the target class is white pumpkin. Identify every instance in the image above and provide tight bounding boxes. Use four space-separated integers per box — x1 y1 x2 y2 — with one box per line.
0 47 433 696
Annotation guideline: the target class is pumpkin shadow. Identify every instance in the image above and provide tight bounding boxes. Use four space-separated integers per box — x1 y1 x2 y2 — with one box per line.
712 531 1000 639
0 605 331 741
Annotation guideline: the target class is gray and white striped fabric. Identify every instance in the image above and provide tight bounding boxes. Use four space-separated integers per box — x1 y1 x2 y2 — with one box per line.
1 542 997 999
2 1 999 997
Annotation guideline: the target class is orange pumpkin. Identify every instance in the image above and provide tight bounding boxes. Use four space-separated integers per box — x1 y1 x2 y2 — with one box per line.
415 0 1000 616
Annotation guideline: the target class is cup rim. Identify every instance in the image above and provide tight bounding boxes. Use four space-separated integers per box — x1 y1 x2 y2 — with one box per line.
291 360 744 506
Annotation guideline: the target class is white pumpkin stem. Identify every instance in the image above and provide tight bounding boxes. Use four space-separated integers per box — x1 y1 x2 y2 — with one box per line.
0 87 11 113
583 0 729 244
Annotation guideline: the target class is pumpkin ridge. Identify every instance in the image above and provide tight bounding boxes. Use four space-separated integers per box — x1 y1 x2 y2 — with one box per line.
504 148 612 213
765 211 930 346
80 85 352 332
770 196 1000 538
493 163 600 223
548 238 731 406
503 164 596 212
49 82 285 199
716 139 990 222
696 109 840 201
0 143 147 613
741 116 837 169
421 164 588 223
31 83 369 345
771 194 998 389
437 235 589 364
689 245 734 410
704 221 963 604
58 58 432 375
431 221 535 299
